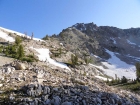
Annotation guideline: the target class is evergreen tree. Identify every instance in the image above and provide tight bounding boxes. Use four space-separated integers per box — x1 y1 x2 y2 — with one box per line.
42 35 49 40
17 45 24 59
0 46 3 53
121 76 127 83
59 48 62 57
135 62 140 81
15 36 22 45
71 54 78 66
117 77 120 84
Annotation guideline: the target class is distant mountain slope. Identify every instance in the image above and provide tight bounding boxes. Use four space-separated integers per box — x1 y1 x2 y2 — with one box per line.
56 22 140 79
58 22 140 64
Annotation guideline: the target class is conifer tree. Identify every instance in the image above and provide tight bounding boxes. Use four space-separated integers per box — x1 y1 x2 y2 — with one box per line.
17 45 24 59
135 62 140 81
71 54 78 66
15 36 22 45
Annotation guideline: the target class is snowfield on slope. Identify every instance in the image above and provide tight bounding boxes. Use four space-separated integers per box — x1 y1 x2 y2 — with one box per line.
0 27 43 41
91 49 136 79
0 30 15 42
30 47 71 71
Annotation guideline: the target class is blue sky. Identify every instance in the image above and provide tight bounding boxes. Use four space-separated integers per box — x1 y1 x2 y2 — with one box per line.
0 0 140 38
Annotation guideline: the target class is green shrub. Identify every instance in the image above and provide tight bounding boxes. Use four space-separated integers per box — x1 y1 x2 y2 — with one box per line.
84 57 92 65
21 57 34 62
27 54 38 61
0 47 2 53
20 54 38 62
71 54 78 66
15 36 22 45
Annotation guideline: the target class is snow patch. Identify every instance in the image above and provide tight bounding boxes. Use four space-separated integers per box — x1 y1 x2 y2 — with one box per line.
127 40 136 45
91 53 102 59
110 37 116 44
0 30 15 42
91 49 136 79
30 47 71 71
105 49 133 68
95 75 112 81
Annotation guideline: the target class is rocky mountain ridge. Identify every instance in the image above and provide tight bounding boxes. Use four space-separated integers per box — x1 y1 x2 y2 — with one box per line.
56 22 140 79
68 22 140 64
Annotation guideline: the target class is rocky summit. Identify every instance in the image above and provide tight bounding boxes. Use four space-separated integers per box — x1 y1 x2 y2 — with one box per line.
0 23 140 105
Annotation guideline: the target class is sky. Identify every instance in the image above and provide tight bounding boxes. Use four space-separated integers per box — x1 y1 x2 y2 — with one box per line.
0 0 140 38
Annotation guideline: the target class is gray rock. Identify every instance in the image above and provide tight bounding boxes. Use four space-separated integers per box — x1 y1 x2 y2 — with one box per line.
34 98 39 105
96 97 102 104
61 101 72 105
27 89 35 97
43 86 50 94
82 100 86 105
35 88 42 96
41 95 49 101
53 87 59 92
81 86 89 92
28 84 35 89
9 94 15 101
45 99 51 104
51 96 61 105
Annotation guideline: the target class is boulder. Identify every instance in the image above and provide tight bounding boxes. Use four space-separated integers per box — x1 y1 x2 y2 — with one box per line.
15 62 26 70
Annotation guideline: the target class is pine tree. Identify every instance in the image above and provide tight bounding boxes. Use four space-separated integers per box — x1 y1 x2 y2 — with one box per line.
121 76 127 83
59 48 62 57
135 62 140 81
17 45 24 59
15 36 22 45
43 35 49 40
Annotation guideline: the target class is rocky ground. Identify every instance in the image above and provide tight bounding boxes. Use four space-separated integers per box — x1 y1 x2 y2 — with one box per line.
0 60 140 105
0 54 14 66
